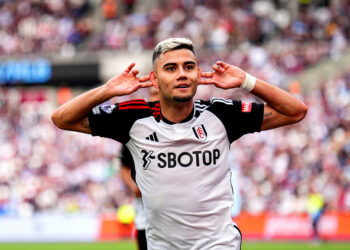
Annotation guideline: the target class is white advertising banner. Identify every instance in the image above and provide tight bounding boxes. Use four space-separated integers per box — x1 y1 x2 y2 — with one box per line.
0 214 99 242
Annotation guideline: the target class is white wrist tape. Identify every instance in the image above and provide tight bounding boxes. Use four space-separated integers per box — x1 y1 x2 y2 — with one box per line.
240 72 256 92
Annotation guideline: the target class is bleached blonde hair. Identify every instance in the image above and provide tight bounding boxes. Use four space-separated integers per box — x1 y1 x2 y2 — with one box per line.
152 37 194 66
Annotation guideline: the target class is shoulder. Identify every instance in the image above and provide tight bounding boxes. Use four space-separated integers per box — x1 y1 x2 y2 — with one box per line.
194 98 241 107
194 98 264 143
117 99 151 112
193 98 240 120
194 98 240 115
91 99 161 120
118 99 161 120
88 99 161 143
118 99 151 110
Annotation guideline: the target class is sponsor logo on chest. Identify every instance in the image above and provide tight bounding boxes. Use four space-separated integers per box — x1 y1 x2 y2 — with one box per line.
140 149 221 169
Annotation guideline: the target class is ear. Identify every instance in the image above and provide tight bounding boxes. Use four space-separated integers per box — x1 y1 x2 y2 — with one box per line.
197 67 202 83
150 71 159 89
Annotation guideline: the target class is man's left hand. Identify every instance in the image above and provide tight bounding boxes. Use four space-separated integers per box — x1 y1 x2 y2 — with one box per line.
200 61 246 89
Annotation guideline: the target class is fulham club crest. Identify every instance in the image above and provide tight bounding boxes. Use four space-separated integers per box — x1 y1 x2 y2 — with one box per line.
192 124 207 141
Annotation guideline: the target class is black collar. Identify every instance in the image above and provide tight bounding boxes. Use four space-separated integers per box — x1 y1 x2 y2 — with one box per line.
161 108 194 124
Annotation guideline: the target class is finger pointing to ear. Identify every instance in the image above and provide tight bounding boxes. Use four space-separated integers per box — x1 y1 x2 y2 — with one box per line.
139 75 150 82
140 81 153 88
199 79 218 85
201 72 214 78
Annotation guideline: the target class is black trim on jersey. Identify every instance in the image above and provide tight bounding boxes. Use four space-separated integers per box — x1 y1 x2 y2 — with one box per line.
194 100 208 118
234 225 242 250
161 108 194 124
149 101 162 122
205 99 264 143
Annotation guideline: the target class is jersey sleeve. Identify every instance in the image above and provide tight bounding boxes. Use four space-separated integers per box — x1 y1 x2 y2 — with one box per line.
207 98 264 143
88 99 152 144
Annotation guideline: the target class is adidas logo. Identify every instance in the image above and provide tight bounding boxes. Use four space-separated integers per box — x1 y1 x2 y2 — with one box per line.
146 132 159 142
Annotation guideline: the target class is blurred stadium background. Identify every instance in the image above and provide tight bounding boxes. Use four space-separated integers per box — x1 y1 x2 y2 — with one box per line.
1 0 350 249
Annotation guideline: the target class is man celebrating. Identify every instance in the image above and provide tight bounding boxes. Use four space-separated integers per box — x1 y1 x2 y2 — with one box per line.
52 38 307 249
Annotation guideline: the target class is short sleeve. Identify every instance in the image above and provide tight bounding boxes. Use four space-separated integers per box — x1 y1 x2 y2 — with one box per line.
88 100 152 144
207 99 264 143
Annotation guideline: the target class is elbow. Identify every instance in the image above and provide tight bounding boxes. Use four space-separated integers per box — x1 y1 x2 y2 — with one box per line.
293 103 308 123
51 109 66 130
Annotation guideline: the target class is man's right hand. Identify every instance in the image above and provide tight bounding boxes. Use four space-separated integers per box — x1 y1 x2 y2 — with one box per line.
52 63 153 134
104 63 153 97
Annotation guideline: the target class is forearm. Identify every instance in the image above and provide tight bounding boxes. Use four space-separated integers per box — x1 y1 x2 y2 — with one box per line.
251 79 306 117
250 78 308 130
201 61 307 130
51 84 112 133
121 167 134 190
120 167 141 197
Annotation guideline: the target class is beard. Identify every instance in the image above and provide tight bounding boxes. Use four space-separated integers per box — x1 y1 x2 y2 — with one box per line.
173 95 193 102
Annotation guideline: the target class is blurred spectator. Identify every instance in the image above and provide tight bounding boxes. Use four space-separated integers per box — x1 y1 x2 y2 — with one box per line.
123 0 135 14
102 0 118 19
307 189 325 241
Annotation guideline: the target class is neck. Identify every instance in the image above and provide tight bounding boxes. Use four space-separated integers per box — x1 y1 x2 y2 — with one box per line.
160 98 193 123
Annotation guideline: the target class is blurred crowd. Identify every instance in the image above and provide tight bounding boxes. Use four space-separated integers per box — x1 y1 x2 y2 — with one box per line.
100 0 349 82
0 89 129 216
0 73 349 216
234 72 350 214
0 0 349 79
0 0 349 217
0 0 91 54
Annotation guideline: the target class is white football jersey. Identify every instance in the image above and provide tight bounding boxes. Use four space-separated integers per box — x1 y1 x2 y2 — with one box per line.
89 98 264 250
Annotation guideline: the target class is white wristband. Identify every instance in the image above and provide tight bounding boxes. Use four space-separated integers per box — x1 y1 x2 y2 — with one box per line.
240 72 256 92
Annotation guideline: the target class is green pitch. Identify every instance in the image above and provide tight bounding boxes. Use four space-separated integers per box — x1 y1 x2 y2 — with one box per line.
0 241 136 250
1 241 350 250
243 242 350 250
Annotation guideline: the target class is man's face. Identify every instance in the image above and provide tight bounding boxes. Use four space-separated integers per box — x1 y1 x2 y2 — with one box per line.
152 49 200 103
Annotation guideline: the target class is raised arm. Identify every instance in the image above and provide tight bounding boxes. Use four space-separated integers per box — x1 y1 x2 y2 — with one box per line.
51 63 152 133
200 61 308 131
250 78 307 130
